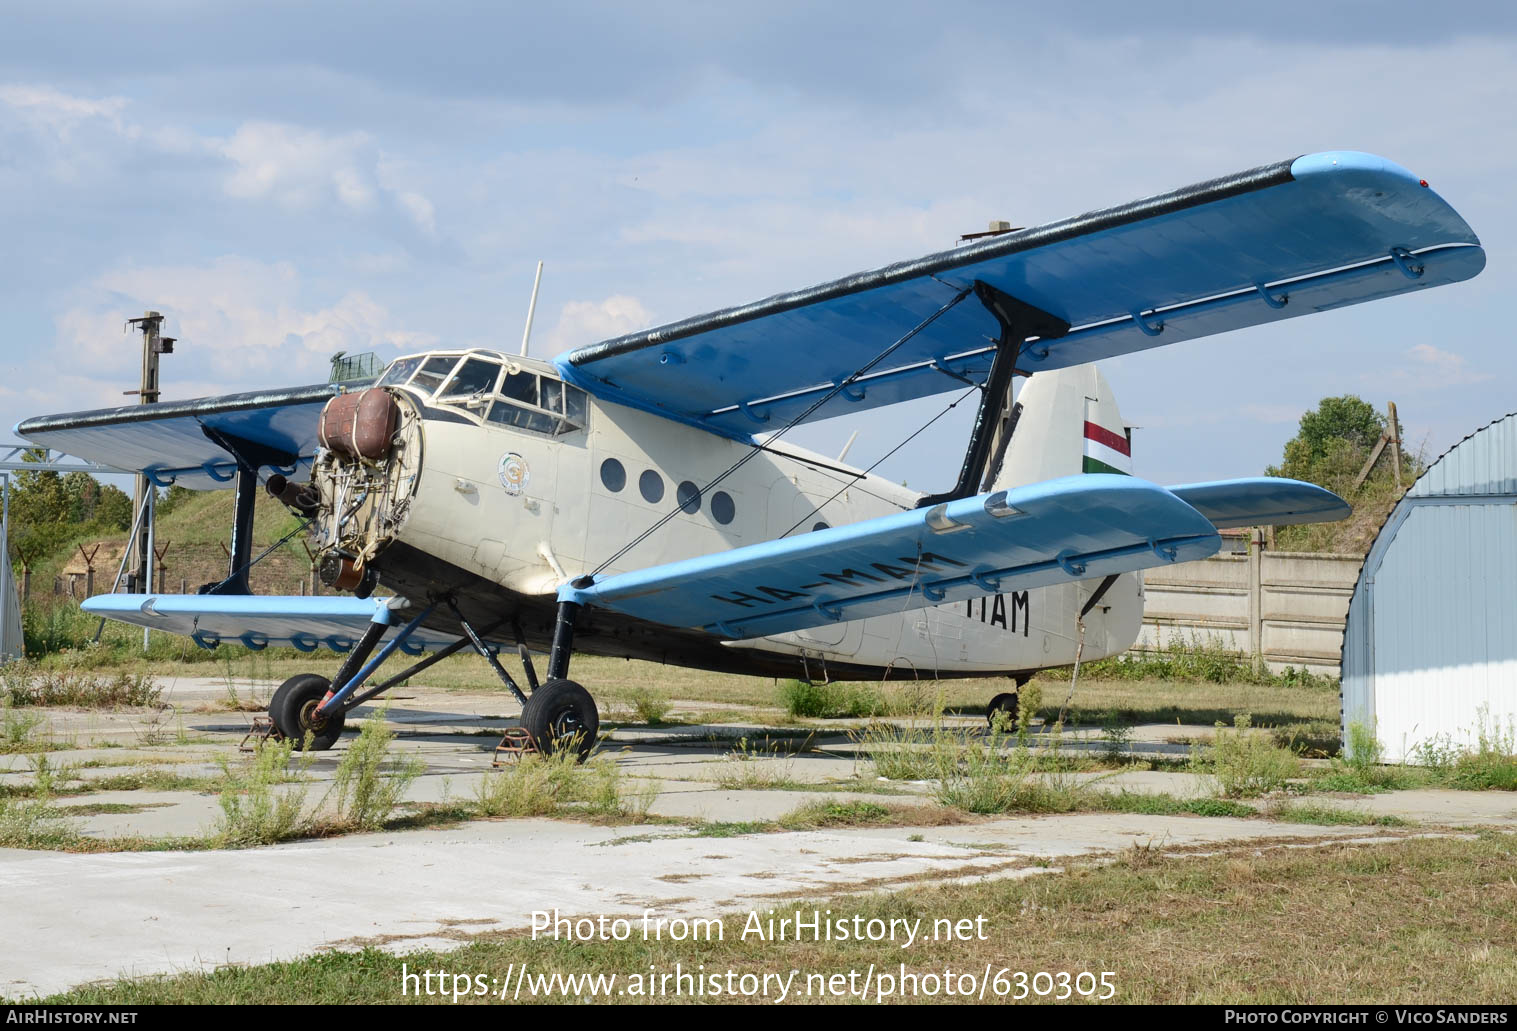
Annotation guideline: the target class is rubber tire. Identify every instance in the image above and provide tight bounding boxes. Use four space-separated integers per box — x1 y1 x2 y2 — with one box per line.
266 675 304 738
270 674 345 751
520 679 599 760
986 691 1019 731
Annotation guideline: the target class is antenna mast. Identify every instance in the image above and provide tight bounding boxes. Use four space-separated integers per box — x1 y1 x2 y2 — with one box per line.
520 260 544 356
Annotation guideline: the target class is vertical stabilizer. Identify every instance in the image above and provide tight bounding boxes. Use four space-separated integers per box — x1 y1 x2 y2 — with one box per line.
993 364 1131 490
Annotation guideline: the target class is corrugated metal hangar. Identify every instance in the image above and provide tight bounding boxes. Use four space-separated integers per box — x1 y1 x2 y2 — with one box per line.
1341 412 1517 762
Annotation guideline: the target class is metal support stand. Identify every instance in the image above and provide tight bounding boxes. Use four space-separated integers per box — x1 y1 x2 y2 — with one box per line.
918 281 1069 508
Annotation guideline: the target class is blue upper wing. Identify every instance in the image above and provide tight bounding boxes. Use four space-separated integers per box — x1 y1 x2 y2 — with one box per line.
557 152 1483 436
560 474 1223 639
14 383 336 489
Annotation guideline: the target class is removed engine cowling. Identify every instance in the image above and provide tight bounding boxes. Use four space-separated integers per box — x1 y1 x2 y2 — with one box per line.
307 387 424 587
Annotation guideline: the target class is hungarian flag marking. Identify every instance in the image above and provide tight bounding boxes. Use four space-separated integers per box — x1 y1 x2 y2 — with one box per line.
1083 415 1132 475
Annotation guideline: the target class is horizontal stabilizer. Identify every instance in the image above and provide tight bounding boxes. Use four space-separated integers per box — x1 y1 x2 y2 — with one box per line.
1167 478 1350 529
81 593 460 653
561 475 1221 639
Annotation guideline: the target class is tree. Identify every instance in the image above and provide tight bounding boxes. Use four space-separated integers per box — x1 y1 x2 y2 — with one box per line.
1269 395 1384 483
1268 395 1423 554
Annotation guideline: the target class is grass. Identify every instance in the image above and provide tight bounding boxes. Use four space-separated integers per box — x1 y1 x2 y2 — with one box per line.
1263 801 1410 828
776 679 884 719
473 751 657 821
331 705 424 831
1200 714 1301 798
30 833 1517 1004
213 737 314 848
625 687 671 724
0 660 161 707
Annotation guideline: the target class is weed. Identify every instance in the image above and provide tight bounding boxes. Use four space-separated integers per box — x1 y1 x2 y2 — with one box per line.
1316 722 1414 793
1100 711 1133 763
331 706 424 831
0 661 161 707
1204 714 1300 798
626 687 671 725
0 796 82 850
213 738 313 847
1 702 46 753
777 800 893 829
776 679 881 719
713 737 799 789
1097 791 1255 819
1447 708 1517 791
473 752 656 821
854 721 939 781
1077 635 1338 689
1265 800 1410 827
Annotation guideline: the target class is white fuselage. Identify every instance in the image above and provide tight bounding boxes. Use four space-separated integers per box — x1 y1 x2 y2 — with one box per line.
339 349 1144 680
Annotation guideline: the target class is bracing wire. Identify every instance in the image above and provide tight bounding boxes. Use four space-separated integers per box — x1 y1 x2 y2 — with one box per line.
591 282 976 577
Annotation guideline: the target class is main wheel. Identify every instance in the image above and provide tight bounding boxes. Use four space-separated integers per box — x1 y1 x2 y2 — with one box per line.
986 691 1019 731
270 673 346 751
520 679 599 760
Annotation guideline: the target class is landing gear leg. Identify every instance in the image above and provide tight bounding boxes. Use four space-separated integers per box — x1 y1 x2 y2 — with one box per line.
449 599 598 760
520 598 598 759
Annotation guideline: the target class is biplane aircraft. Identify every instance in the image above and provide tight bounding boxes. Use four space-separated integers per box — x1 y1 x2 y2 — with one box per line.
16 151 1484 754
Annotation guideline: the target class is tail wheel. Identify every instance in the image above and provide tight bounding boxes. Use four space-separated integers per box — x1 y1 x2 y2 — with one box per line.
986 691 1019 731
270 673 346 751
520 679 599 761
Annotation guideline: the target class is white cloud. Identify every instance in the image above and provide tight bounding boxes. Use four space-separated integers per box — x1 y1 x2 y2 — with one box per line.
52 256 436 390
1363 343 1493 394
218 121 441 235
0 83 127 136
539 295 653 355
220 122 378 211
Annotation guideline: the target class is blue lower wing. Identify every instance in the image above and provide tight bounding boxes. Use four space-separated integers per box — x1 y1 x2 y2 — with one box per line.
561 475 1222 639
1167 478 1351 529
79 594 459 654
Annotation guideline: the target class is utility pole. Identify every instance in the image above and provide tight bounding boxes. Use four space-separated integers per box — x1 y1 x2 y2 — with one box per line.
124 312 174 594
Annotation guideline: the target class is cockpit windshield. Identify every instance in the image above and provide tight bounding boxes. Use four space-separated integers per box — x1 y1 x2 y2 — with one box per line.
377 351 589 436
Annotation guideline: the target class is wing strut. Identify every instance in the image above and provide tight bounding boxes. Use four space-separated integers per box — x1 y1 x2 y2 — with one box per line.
917 281 1068 508
197 427 300 596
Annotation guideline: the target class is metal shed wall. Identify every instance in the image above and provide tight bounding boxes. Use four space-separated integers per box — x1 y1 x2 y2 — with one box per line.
1341 412 1517 762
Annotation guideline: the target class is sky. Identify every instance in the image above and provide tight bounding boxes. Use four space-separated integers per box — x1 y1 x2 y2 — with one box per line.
0 1 1512 492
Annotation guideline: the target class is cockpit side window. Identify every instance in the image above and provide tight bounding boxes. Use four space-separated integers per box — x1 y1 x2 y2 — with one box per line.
411 355 461 394
377 356 423 386
440 358 502 401
483 372 590 437
501 371 537 406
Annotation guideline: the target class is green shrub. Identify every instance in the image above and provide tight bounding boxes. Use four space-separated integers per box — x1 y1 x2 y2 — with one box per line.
627 687 671 725
1205 714 1300 798
473 751 656 820
214 738 312 847
332 706 423 831
776 679 881 719
1449 709 1517 791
